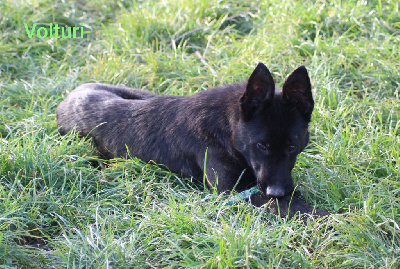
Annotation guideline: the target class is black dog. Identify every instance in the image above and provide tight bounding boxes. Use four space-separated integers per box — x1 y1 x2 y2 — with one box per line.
57 63 314 202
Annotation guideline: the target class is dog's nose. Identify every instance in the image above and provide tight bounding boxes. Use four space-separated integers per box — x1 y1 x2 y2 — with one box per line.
266 186 285 197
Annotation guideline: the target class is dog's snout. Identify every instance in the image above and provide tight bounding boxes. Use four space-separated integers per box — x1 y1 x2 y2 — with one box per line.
266 186 285 197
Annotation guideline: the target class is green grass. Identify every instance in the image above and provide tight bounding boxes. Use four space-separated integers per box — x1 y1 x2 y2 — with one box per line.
0 0 399 267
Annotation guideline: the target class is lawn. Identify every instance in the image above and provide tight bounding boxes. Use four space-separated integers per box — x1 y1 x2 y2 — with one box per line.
0 0 399 268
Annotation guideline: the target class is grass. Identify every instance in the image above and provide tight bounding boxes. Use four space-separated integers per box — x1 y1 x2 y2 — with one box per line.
0 0 399 267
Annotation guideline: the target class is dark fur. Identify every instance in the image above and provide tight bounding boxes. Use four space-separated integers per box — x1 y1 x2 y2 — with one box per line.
57 63 315 201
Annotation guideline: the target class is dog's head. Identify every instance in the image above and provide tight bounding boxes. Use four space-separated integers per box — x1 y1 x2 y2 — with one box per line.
234 63 314 197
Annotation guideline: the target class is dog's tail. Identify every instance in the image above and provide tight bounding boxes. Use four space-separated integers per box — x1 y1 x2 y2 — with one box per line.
73 83 157 100
57 83 157 137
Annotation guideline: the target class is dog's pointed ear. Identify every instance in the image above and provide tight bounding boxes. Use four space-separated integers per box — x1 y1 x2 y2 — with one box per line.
282 66 314 121
240 63 275 118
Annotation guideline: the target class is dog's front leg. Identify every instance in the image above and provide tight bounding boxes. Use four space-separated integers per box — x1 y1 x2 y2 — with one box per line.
201 152 254 194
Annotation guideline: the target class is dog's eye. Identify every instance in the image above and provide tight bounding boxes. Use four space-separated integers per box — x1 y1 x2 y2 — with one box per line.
289 145 297 152
257 143 268 151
